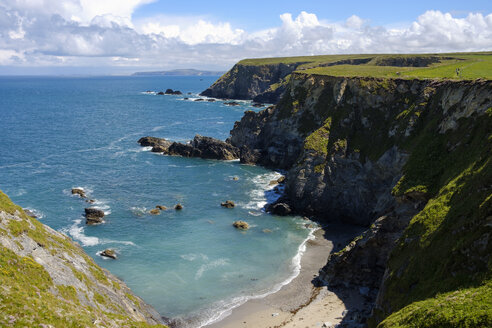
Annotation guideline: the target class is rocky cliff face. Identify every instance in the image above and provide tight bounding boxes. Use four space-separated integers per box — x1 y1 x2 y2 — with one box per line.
200 62 304 103
0 191 166 327
227 72 492 326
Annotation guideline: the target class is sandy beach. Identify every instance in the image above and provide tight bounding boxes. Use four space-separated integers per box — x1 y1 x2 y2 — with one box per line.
206 224 365 328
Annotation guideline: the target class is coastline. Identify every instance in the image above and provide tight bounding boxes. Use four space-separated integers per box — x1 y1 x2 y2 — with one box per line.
206 224 365 328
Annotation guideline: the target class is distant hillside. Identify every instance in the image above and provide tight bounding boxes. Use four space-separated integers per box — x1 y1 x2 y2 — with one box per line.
132 69 224 76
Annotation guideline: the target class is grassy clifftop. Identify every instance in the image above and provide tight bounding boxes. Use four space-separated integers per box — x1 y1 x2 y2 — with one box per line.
239 52 492 80
0 191 166 328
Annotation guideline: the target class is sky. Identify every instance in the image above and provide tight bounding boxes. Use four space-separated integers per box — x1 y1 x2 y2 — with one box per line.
0 0 491 75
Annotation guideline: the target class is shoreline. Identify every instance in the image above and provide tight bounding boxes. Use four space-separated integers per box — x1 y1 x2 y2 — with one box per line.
205 224 365 328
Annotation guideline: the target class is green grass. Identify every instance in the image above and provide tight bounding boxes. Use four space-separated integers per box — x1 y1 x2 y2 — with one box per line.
238 52 492 80
0 190 167 328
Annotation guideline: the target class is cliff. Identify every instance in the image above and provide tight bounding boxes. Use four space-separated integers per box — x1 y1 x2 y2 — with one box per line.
0 190 167 327
225 70 491 326
200 62 303 103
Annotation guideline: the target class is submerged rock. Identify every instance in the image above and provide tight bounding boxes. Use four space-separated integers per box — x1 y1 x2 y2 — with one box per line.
149 209 160 215
156 205 167 210
85 208 105 225
174 204 183 210
252 103 264 107
224 101 240 106
71 188 86 198
157 91 164 95
194 98 205 102
233 220 249 230
221 200 235 208
100 249 117 259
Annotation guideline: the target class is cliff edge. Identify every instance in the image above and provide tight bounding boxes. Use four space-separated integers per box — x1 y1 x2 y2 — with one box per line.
0 190 166 327
223 66 491 327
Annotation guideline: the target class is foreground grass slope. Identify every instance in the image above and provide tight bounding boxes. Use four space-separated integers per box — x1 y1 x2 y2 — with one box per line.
0 191 166 328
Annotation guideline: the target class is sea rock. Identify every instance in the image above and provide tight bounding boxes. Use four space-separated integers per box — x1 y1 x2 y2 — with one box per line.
174 204 183 210
207 99 216 102
277 176 286 183
100 249 117 259
86 199 95 204
267 202 292 216
71 188 86 198
269 180 278 186
138 136 172 153
233 220 249 230
166 135 240 160
221 200 235 208
149 209 160 215
252 103 264 107
85 208 105 225
157 91 164 95
156 205 167 210
232 176 239 181
224 101 240 106
165 89 182 95
194 98 205 102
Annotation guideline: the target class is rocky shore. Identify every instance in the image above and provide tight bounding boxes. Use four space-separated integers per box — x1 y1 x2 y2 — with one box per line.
195 67 492 327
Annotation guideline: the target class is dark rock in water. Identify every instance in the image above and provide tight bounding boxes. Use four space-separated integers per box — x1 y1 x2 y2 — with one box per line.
71 188 86 198
149 208 160 215
156 205 167 210
100 249 117 259
157 91 165 95
24 209 37 218
138 136 172 153
165 89 182 95
85 208 105 225
252 103 264 107
267 202 292 216
194 98 205 102
174 204 183 210
221 200 235 208
167 135 240 160
207 99 216 102
168 142 194 157
183 97 189 100
86 199 95 204
233 220 249 230
224 101 240 106
277 176 286 184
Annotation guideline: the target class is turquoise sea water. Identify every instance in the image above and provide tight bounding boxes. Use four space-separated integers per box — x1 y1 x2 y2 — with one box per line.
0 76 313 327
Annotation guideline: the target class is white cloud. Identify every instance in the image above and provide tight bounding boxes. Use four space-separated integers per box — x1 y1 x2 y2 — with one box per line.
0 2 491 72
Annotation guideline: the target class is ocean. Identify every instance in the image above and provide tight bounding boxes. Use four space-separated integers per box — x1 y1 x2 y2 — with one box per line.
0 76 313 327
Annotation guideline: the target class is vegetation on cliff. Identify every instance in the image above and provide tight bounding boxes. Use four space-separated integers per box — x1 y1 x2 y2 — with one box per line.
224 57 491 327
0 190 166 328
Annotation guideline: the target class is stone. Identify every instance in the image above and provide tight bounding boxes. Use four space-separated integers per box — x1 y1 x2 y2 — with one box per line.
149 209 160 215
233 220 249 230
252 103 264 107
138 137 172 154
224 101 240 106
157 91 164 95
165 89 182 95
174 204 183 210
100 249 117 259
277 176 286 183
268 202 292 216
207 99 216 102
24 209 37 218
156 205 167 210
221 200 235 208
85 208 105 225
71 188 86 198
166 135 240 160
232 176 239 181
86 199 95 204
194 98 205 102
269 180 278 186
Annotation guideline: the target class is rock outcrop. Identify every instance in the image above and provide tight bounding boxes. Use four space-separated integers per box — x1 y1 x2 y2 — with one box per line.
0 190 165 327
201 62 305 103
223 70 491 326
84 208 105 225
138 135 240 161
232 220 249 230
221 200 235 208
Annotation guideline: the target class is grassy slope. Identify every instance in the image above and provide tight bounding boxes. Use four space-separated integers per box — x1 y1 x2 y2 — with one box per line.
238 53 492 80
0 191 166 328
371 105 492 327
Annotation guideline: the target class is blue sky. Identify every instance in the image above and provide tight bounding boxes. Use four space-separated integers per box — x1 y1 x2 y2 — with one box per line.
133 0 492 28
0 0 491 74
